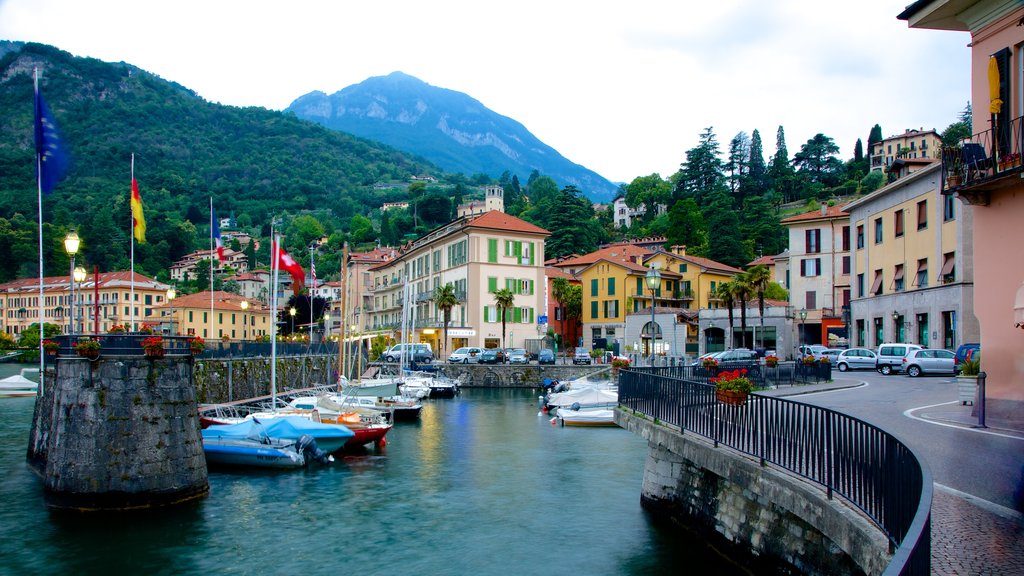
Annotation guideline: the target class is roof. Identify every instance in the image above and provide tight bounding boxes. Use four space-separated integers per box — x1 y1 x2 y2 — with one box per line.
779 204 850 224
467 211 550 235
544 266 577 281
746 255 777 267
0 270 166 292
163 290 265 312
552 244 651 269
647 250 743 275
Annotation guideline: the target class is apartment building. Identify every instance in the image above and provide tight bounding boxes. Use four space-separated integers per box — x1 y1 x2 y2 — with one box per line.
0 271 169 336
170 248 248 282
367 211 549 354
781 204 852 348
611 196 667 229
544 266 581 352
846 162 977 350
456 185 505 218
869 128 943 173
900 0 1024 420
234 270 271 303
156 290 270 341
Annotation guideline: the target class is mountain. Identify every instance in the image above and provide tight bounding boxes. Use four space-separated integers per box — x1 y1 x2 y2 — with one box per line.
286 72 619 202
0 42 436 281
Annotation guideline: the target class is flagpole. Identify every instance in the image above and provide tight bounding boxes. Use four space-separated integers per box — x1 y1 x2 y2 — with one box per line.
271 230 280 409
309 245 315 345
209 198 214 341
34 68 45 396
130 153 136 331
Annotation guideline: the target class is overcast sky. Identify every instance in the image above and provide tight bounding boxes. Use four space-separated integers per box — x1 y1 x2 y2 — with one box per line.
0 0 972 184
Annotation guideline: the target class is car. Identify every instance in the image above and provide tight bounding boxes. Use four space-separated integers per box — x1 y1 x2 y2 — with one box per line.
875 343 924 375
537 349 555 365
817 348 844 363
572 347 591 365
691 351 725 366
508 349 529 364
382 343 434 364
447 347 483 364
716 348 758 363
835 348 878 372
479 348 505 364
798 344 829 359
902 348 957 377
954 343 980 368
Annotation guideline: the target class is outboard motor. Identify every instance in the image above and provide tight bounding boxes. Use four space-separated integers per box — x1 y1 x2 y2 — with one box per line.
296 434 334 465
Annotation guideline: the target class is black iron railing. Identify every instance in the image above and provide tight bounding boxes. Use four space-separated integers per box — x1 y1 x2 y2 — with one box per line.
942 115 1024 192
51 333 194 357
656 361 832 388
618 369 931 576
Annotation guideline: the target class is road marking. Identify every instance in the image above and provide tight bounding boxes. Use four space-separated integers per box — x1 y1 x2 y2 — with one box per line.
934 483 1024 523
904 401 1024 440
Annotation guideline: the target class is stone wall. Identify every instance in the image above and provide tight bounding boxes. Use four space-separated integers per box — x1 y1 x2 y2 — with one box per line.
616 409 890 576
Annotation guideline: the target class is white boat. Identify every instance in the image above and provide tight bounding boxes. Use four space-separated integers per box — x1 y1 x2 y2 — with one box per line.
202 415 354 454
544 387 618 411
0 368 39 398
340 375 402 397
554 407 618 427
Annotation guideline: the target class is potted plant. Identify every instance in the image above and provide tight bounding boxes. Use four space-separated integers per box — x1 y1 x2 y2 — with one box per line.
107 324 127 334
802 355 817 366
702 356 720 371
74 338 101 359
942 143 964 187
711 368 753 406
189 336 206 355
142 336 165 359
42 339 59 356
764 354 779 368
998 152 1021 171
611 356 630 376
957 355 980 405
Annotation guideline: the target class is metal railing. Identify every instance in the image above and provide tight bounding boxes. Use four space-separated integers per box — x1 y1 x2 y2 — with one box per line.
658 361 832 388
618 368 931 576
942 115 1024 192
50 333 194 357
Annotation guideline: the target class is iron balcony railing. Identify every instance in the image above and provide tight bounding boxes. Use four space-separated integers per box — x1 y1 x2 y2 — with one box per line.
942 115 1024 193
618 368 931 576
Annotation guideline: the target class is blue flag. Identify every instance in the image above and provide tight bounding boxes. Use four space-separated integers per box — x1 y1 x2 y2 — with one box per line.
34 89 70 194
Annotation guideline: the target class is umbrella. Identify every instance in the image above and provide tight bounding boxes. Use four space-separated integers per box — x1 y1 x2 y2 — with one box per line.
988 55 1003 114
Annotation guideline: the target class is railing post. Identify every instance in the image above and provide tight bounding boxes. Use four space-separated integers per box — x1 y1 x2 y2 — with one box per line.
975 371 987 429
825 410 833 500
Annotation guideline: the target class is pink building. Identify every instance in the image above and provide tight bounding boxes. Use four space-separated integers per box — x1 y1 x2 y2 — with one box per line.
901 0 1024 422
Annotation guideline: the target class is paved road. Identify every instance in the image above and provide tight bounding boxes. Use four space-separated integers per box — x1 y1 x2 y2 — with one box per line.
767 371 1024 574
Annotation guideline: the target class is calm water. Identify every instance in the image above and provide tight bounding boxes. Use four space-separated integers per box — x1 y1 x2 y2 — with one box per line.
0 364 740 575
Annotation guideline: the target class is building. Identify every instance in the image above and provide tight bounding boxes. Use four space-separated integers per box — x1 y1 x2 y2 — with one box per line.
845 162 978 351
612 196 667 229
157 290 270 341
170 248 248 282
698 299 793 358
456 185 505 218
900 0 1024 421
870 128 944 173
0 271 170 336
544 266 582 353
234 270 271 304
367 211 549 354
780 204 852 349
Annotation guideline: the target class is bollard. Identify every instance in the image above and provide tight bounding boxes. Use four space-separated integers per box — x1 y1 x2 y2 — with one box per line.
975 371 987 429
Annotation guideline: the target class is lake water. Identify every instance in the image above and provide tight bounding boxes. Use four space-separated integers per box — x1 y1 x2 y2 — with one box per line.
0 364 741 575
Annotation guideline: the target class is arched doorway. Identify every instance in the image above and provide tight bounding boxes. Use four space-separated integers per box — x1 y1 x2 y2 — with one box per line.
704 327 725 353
642 320 662 356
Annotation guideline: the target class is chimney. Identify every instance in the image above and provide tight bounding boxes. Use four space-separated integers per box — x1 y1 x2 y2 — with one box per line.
820 205 827 216
671 244 687 256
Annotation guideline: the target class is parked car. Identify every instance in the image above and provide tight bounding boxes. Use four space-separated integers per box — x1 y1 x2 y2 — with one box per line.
875 343 924 375
448 347 483 364
902 348 957 377
479 348 505 364
954 343 980 370
798 344 829 358
537 348 555 365
717 348 758 363
508 348 529 364
572 347 591 365
835 348 878 372
691 351 725 366
382 343 434 364
817 349 844 363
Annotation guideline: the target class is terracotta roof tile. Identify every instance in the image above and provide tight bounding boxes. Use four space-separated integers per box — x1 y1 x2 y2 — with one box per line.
780 204 850 224
468 211 550 235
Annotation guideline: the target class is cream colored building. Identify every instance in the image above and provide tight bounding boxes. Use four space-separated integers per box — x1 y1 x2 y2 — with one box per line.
0 271 169 336
157 290 270 341
456 185 505 218
170 248 248 282
870 128 943 173
367 211 549 354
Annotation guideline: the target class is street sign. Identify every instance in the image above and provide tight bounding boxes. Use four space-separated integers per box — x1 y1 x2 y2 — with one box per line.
538 315 548 324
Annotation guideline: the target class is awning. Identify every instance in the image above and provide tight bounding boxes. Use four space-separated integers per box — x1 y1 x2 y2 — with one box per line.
893 265 904 281
870 273 883 295
916 259 928 273
940 254 955 276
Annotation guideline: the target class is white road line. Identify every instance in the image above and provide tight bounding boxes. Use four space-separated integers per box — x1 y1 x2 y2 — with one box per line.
904 401 1024 440
934 483 1024 522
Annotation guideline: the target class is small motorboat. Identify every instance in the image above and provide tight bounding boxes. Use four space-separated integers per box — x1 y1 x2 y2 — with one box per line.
553 407 618 427
202 420 336 469
543 387 618 413
0 368 39 398
202 415 354 454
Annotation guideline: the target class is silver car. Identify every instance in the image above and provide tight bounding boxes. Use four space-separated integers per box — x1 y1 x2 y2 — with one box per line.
835 348 877 372
902 349 957 377
447 347 482 364
508 349 529 364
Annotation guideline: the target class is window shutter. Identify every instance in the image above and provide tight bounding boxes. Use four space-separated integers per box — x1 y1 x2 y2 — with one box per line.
488 238 498 263
608 277 615 296
815 258 821 276
800 260 807 276
514 308 522 323
488 277 497 293
528 242 535 266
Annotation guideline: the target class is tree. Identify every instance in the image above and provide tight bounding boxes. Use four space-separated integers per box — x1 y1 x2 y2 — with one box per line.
624 174 671 229
726 131 750 196
729 272 754 349
493 288 515 356
551 277 581 357
867 124 883 159
793 133 844 187
716 282 736 349
746 265 772 351
703 190 751 268
940 102 973 145
433 283 459 359
536 186 605 259
768 126 796 202
17 322 62 349
664 198 708 255
674 127 724 205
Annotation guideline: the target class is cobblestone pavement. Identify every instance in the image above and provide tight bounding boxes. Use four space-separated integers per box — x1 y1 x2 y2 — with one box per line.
931 488 1024 575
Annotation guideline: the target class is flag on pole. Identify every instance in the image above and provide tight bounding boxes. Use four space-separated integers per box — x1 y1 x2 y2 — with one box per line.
212 208 225 262
272 240 305 295
130 178 146 243
34 88 70 194
311 250 317 288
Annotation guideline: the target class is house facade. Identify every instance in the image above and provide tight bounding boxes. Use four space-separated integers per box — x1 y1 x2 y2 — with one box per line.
170 248 248 282
870 128 944 173
156 290 270 341
900 0 1024 421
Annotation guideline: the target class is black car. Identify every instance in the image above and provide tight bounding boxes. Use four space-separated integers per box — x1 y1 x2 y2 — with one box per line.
479 348 505 364
538 349 555 365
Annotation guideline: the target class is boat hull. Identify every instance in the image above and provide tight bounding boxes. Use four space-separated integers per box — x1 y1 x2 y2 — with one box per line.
555 408 618 427
202 438 305 469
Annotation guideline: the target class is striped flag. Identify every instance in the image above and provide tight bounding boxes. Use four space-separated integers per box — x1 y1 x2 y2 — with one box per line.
130 178 146 243
211 208 225 262
311 251 316 288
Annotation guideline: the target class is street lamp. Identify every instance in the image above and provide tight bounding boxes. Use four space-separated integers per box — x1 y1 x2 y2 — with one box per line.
323 312 330 340
289 306 297 337
799 308 808 356
73 266 87 333
63 231 80 335
240 300 249 341
645 266 661 365
166 288 176 335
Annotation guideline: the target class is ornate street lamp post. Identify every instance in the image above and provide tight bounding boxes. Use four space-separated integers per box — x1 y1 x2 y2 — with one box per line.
289 306 297 338
63 231 80 335
645 266 661 366
799 308 808 357
166 288 176 335
240 300 249 341
73 266 87 334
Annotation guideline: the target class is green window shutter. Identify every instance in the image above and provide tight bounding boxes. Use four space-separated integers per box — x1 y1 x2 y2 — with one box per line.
608 277 616 296
513 241 523 263
591 278 598 296
590 301 598 318
483 306 490 323
488 238 498 263
514 308 522 323
636 277 643 294
528 280 534 295
528 308 534 323
488 277 497 293
528 242 535 266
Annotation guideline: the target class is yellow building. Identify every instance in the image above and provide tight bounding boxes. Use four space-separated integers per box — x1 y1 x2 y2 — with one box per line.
643 246 744 311
0 271 169 336
158 290 270 341
870 128 943 173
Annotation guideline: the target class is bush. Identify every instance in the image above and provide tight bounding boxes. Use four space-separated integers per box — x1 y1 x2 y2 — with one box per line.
958 356 981 376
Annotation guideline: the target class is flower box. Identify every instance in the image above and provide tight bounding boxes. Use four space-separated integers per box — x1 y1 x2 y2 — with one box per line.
142 336 164 358
715 389 749 406
711 368 753 406
74 338 101 359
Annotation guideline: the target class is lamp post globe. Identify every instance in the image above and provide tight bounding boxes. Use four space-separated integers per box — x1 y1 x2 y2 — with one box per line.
164 287 176 335
799 308 807 356
289 306 297 337
73 267 86 333
64 231 81 335
240 300 249 341
645 267 661 365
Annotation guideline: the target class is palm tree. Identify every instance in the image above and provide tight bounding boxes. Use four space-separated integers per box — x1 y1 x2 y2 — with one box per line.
716 282 736 349
432 283 459 359
493 288 516 356
729 272 754 349
746 265 772 351
551 278 581 358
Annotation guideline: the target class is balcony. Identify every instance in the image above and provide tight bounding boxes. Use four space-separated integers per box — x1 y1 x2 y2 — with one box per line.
942 116 1024 206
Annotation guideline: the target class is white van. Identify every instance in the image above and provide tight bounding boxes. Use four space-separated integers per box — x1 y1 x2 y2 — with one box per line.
875 343 923 375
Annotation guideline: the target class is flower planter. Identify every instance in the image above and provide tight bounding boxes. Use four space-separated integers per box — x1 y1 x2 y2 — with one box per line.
957 375 977 406
77 350 99 360
144 348 165 359
715 389 748 406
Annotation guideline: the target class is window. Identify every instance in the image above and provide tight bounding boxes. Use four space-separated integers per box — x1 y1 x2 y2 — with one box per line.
893 264 904 292
608 277 616 296
871 270 883 295
591 278 598 296
487 238 498 263
590 301 598 319
917 313 929 347
944 194 955 221
842 256 850 275
856 225 864 249
915 259 928 288
857 273 864 297
856 319 866 347
941 252 955 283
874 317 884 346
635 277 643 295
842 226 850 251
874 218 883 244
916 200 927 230
487 277 497 293
678 263 688 273
894 210 904 237
805 291 816 309
800 258 821 277
805 229 821 253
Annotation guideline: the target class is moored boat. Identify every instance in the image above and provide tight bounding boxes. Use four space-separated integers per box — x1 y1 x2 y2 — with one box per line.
554 407 618 427
0 369 38 398
201 415 354 454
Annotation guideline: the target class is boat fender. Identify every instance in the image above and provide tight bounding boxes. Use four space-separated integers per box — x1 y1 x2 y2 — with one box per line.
296 434 333 465
571 402 581 412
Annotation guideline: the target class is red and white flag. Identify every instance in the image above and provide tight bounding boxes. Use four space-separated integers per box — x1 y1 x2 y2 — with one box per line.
273 241 305 295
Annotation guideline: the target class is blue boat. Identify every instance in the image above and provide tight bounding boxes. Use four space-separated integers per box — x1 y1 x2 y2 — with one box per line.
202 416 355 454
202 436 307 469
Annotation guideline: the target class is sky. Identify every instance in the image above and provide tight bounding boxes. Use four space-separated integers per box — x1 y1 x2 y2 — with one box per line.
0 0 973 185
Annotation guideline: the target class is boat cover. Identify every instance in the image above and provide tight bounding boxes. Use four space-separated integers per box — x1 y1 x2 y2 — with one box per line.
203 416 354 445
546 387 618 408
